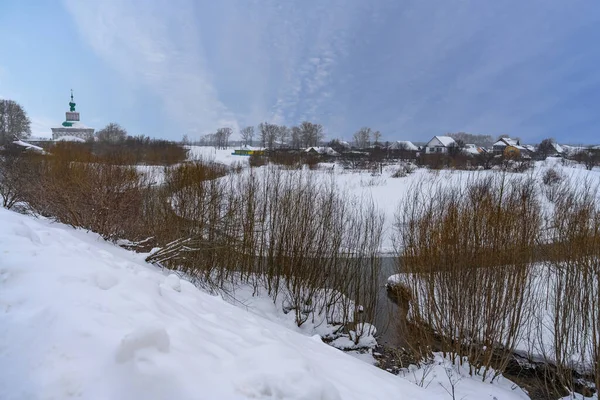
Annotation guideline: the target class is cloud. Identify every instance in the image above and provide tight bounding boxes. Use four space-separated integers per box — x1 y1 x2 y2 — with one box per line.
63 0 600 142
63 0 239 139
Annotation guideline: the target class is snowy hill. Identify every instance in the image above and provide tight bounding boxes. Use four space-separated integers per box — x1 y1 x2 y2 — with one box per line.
0 208 530 399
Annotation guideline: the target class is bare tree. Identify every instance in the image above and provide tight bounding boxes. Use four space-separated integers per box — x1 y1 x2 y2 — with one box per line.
290 126 302 149
537 138 556 159
448 132 494 148
373 130 382 146
277 125 289 148
258 122 279 149
299 121 324 148
574 148 600 171
0 99 31 146
353 127 372 149
240 126 254 147
181 134 190 145
215 127 233 149
96 122 127 143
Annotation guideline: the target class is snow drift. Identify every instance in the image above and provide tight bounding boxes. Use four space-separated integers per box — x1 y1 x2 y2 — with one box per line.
0 208 427 399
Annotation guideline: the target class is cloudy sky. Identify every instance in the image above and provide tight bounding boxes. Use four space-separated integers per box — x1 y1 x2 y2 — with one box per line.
1 0 599 143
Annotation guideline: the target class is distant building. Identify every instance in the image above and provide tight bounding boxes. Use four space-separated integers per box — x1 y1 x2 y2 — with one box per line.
424 136 457 154
463 143 484 155
389 141 418 151
51 91 95 141
304 146 340 156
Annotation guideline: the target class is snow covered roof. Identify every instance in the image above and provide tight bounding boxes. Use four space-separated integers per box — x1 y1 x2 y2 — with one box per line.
304 146 340 156
561 145 585 155
389 141 418 151
462 144 481 155
12 140 45 153
493 138 526 150
436 136 456 147
70 122 91 129
426 136 456 148
551 142 564 153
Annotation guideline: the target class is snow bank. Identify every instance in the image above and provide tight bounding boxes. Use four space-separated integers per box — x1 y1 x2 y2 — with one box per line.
0 208 430 399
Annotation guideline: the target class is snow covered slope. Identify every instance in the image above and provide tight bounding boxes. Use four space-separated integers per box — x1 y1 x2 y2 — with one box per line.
0 208 422 399
0 208 529 399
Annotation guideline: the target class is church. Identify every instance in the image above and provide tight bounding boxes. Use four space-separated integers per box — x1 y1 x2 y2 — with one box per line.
51 91 95 141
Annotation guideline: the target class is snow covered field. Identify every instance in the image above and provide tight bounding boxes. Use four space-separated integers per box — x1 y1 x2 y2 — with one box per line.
186 145 251 166
2 148 598 399
0 207 531 399
193 150 600 252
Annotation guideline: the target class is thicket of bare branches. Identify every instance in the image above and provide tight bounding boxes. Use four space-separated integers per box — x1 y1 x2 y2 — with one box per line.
146 166 384 342
21 152 150 241
0 146 30 209
46 138 187 166
540 181 600 395
394 174 541 380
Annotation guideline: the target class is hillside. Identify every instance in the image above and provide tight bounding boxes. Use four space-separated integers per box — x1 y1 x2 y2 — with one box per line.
0 207 531 399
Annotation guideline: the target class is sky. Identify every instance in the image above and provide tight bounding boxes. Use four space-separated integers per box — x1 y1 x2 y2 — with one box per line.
1 0 599 144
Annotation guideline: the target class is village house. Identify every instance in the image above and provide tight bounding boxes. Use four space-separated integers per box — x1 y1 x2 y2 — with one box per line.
304 147 340 156
424 136 457 154
492 137 529 158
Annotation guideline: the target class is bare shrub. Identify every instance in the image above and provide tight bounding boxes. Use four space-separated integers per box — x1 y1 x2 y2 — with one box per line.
395 174 540 380
541 167 564 203
23 150 150 241
542 168 562 186
542 182 600 393
147 166 384 344
392 162 416 178
0 146 29 209
249 153 267 168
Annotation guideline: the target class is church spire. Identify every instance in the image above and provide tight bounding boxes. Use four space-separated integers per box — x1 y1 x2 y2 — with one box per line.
69 89 76 112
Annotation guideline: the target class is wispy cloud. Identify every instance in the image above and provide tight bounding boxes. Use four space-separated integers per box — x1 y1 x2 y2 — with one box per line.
63 0 239 139
63 0 600 142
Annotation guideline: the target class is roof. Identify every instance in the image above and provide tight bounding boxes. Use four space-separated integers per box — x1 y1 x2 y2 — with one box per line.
493 138 526 150
389 141 418 151
12 140 45 153
436 136 456 147
426 136 456 148
304 147 340 156
551 142 564 153
462 144 481 155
